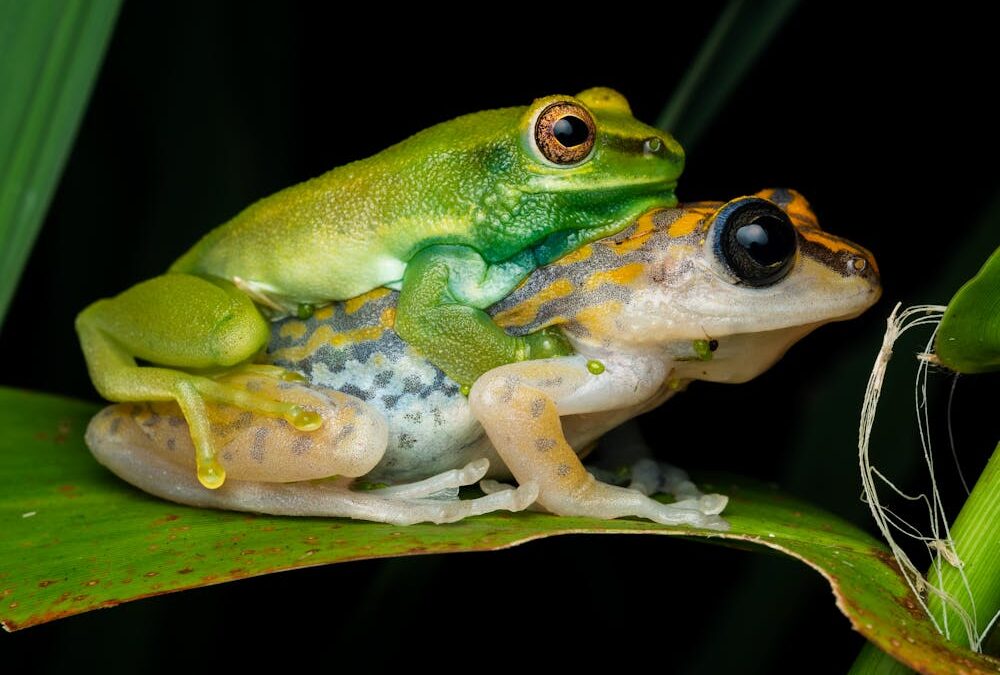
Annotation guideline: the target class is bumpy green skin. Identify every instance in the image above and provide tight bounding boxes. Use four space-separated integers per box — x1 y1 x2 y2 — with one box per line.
76 87 682 487
171 88 683 302
935 245 1000 373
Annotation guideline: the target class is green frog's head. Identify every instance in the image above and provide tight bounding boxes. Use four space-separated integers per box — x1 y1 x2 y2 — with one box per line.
380 88 685 263
519 87 684 198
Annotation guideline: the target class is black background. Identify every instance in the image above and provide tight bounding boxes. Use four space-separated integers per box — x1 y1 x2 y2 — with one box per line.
3 3 998 672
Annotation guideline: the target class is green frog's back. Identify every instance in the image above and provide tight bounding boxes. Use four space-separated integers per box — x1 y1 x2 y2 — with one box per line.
170 88 684 307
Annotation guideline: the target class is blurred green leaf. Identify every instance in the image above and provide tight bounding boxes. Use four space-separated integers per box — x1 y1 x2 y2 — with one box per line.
658 0 798 149
936 244 1000 373
0 388 996 674
0 0 121 328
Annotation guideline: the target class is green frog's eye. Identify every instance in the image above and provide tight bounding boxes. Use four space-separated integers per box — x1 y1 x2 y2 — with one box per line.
534 102 596 165
712 198 797 287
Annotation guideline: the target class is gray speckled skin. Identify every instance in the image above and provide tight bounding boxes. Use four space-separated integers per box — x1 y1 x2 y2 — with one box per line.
266 294 491 482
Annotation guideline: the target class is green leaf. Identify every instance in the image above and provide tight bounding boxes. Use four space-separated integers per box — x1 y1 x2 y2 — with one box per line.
658 0 798 149
935 244 1000 373
0 0 121 328
0 388 996 673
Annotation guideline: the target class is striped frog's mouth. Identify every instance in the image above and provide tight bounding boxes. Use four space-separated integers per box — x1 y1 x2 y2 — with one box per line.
798 228 881 279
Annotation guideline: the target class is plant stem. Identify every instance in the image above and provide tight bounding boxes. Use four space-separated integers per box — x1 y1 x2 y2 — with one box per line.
926 441 1000 649
849 441 1000 672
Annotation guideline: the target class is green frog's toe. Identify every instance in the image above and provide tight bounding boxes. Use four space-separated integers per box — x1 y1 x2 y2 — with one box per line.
523 327 574 361
286 405 322 431
196 458 226 489
216 363 309 383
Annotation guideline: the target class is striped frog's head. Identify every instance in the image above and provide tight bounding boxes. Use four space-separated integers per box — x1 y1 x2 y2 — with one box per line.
490 188 881 383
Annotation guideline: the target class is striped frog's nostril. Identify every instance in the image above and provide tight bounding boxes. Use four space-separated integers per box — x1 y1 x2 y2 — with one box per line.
848 244 880 279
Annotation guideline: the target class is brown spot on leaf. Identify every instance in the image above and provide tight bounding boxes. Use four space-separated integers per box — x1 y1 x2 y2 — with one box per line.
896 594 926 620
84 579 99 587
37 580 58 588
143 572 158 578
177 568 194 575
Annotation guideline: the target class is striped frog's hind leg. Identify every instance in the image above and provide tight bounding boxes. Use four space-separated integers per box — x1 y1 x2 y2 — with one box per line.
85 373 537 525
469 355 729 530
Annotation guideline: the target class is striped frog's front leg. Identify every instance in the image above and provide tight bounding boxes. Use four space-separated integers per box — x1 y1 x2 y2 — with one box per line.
469 354 728 530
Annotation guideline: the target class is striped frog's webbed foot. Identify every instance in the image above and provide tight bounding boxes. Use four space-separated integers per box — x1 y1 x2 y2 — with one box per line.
469 355 730 531
590 459 728 518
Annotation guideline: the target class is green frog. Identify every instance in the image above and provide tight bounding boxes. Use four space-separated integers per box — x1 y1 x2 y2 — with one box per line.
85 190 881 529
75 88 684 489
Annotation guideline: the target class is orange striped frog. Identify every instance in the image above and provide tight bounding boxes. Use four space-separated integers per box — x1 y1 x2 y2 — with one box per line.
85 189 880 529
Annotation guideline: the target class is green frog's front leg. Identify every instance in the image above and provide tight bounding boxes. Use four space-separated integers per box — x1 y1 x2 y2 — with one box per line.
396 245 573 387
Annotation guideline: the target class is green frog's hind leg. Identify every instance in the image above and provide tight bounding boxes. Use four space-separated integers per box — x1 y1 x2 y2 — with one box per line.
76 273 321 488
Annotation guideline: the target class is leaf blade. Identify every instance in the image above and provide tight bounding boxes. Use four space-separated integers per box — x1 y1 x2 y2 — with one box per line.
0 387 996 674
658 0 799 149
0 0 122 328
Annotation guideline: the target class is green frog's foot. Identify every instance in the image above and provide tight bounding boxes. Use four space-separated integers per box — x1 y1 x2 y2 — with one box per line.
214 363 309 383
181 373 326 488
521 327 574 362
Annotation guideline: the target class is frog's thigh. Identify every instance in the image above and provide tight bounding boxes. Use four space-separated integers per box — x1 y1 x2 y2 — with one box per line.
469 358 728 530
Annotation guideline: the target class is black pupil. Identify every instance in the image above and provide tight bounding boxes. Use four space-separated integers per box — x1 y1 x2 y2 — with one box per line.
734 215 794 267
718 200 797 287
552 115 590 147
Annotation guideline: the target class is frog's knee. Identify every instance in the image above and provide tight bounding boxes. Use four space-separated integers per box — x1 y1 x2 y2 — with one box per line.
204 298 270 366
468 370 523 417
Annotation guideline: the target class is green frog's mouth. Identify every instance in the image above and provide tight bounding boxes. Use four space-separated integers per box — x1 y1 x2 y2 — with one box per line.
522 178 678 196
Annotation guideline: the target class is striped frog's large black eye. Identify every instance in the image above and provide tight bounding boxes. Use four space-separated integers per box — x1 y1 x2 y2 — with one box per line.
534 101 596 165
713 198 797 287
